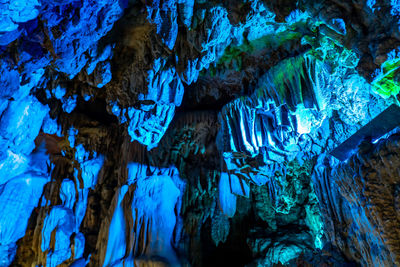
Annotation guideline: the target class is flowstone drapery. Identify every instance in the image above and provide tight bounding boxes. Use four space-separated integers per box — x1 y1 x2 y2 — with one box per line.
2 0 400 266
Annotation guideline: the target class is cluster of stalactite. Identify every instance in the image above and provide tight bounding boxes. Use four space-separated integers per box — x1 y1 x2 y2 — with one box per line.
2 0 400 266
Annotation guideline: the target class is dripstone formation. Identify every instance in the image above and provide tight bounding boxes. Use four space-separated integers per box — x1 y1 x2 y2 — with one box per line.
1 0 400 266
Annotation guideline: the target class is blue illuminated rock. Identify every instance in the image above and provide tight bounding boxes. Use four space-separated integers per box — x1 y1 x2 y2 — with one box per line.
62 95 77 113
331 104 400 161
41 114 62 136
211 209 230 246
217 55 326 201
118 0 281 150
0 50 49 102
75 144 104 189
41 206 75 266
177 0 194 28
201 7 232 53
103 163 185 266
127 103 176 148
86 44 114 88
218 172 237 217
0 61 19 98
314 133 400 265
87 44 114 75
0 0 40 45
219 55 323 160
177 58 200 85
0 172 48 265
7 0 40 23
145 0 179 49
1 0 400 266
40 0 124 78
0 150 29 185
39 147 103 266
248 231 315 266
114 57 185 148
102 185 128 267
0 95 49 154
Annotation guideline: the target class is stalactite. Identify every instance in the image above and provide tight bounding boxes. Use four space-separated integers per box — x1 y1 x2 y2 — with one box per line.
2 0 400 266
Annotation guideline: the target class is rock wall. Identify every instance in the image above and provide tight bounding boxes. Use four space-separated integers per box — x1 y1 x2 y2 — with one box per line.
1 0 400 266
314 134 400 267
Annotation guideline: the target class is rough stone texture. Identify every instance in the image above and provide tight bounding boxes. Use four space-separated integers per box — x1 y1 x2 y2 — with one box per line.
2 0 400 266
314 134 400 266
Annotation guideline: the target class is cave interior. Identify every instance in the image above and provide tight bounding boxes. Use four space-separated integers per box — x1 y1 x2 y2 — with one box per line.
1 0 400 266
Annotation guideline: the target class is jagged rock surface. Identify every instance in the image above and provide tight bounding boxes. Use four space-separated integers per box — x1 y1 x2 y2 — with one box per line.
314 134 400 266
2 0 400 266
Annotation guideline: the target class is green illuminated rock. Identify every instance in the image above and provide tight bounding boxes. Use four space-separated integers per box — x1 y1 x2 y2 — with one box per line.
372 58 400 98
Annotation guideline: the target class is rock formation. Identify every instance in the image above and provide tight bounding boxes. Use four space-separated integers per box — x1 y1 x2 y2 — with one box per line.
1 0 400 266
